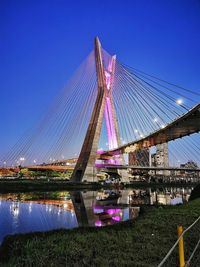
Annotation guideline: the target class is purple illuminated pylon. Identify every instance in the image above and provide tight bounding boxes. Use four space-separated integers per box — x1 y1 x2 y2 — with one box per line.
104 56 118 150
104 97 118 149
103 55 121 165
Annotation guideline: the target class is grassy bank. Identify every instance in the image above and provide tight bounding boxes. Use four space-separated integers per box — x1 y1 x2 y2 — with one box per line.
0 179 197 193
0 179 105 193
1 199 200 267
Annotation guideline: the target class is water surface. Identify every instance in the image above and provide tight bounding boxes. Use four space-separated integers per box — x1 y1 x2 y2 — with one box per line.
0 187 192 244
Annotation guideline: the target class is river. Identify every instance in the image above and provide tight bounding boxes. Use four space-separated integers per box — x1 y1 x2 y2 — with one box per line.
0 186 193 244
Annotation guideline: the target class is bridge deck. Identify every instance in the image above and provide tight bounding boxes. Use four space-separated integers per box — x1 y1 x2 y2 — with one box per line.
103 103 200 155
104 165 200 172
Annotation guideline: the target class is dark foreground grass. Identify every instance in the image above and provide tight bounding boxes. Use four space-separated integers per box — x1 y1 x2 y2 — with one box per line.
0 199 200 267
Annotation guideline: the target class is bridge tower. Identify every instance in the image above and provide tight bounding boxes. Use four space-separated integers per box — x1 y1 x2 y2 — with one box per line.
71 37 121 182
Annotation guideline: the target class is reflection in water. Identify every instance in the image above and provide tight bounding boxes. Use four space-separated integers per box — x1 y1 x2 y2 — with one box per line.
122 187 191 206
0 186 192 244
70 191 89 227
93 205 140 227
0 199 78 244
10 202 20 217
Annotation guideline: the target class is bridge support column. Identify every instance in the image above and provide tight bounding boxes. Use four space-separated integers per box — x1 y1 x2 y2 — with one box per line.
71 37 107 182
71 37 123 182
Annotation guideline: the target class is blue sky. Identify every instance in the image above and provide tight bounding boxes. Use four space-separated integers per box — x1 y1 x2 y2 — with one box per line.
1 0 200 155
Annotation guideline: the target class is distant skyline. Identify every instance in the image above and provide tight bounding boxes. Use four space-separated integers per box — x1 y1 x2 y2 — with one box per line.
1 0 200 155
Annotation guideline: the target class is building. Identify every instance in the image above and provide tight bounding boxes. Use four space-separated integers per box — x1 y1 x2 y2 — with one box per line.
180 160 198 169
129 148 149 166
151 143 169 175
180 160 199 179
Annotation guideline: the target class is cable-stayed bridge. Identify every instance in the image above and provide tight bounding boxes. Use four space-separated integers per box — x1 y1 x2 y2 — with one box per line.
101 103 200 157
1 37 200 181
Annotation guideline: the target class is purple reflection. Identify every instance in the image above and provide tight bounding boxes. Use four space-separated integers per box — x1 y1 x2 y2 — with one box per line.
95 220 103 227
93 206 104 214
106 208 121 215
112 215 121 222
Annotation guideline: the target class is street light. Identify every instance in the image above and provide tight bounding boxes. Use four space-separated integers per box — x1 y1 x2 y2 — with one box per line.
19 157 25 166
176 99 183 105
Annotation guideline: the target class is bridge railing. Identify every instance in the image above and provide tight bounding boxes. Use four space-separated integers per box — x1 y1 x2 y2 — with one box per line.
158 215 200 266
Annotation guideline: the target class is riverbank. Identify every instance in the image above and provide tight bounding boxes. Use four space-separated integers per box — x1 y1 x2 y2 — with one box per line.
0 179 197 193
0 179 105 193
0 198 200 266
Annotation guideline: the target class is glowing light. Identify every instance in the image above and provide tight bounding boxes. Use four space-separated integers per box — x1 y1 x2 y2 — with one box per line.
176 99 183 105
93 206 104 214
108 159 115 164
57 207 61 214
106 208 121 215
95 163 105 168
134 129 138 133
63 203 68 209
13 208 19 217
95 220 103 227
11 202 19 217
97 148 104 154
153 118 158 123
112 215 121 222
29 203 32 213
140 134 144 138
161 124 165 129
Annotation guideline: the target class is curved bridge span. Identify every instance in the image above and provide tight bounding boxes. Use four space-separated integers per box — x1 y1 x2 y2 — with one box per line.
101 103 200 157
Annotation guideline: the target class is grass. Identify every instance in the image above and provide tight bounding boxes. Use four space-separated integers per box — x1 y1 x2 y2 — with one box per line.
0 179 105 193
0 199 200 267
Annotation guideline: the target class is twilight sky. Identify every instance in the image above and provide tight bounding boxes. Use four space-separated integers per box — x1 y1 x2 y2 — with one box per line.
1 0 200 156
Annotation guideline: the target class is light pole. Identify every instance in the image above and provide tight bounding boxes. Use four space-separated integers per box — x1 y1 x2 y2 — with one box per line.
19 157 25 166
